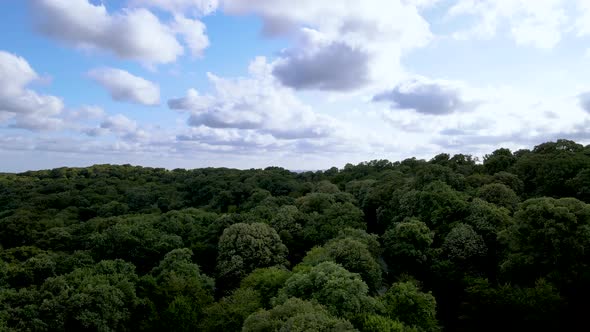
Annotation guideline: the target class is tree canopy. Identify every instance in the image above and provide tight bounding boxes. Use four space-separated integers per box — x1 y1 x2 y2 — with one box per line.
1 139 590 331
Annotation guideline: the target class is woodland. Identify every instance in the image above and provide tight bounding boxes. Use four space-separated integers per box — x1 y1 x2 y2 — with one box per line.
1 139 590 331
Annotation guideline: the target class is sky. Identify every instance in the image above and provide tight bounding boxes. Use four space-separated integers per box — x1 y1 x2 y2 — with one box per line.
2 0 590 172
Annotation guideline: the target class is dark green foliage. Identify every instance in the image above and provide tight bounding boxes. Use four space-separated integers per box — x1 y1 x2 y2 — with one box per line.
461 278 563 331
200 288 262 331
1 140 590 330
499 197 590 285
276 261 376 319
380 281 439 332
383 218 433 276
217 222 288 289
476 183 520 211
141 248 214 331
242 298 356 332
299 237 383 292
240 267 291 308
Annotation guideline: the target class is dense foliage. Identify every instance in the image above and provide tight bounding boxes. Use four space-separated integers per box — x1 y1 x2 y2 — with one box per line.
1 139 590 331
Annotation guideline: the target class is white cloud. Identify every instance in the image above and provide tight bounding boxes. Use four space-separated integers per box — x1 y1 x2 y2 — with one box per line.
0 50 65 130
69 105 106 120
222 0 433 90
172 15 210 57
129 0 219 16
373 77 476 115
88 68 160 106
169 56 337 140
100 114 138 133
30 0 210 65
575 0 590 37
10 115 65 131
272 39 370 91
448 0 568 49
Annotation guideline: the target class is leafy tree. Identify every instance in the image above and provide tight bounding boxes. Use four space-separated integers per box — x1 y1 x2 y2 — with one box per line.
383 218 433 276
476 183 519 211
276 261 376 319
442 224 487 264
499 197 590 285
200 288 262 331
240 267 291 308
217 223 288 290
242 298 356 332
40 259 140 331
299 237 383 292
491 171 524 194
461 278 562 331
88 214 184 272
142 248 214 331
303 201 365 244
380 281 439 332
483 148 516 175
360 314 417 332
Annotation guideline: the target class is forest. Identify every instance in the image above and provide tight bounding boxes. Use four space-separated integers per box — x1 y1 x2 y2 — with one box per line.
1 139 590 331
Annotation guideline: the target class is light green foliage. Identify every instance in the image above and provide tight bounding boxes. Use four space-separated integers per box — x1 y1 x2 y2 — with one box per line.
380 281 439 332
40 259 139 331
200 288 262 331
296 193 336 213
383 218 433 270
476 183 520 211
442 223 487 262
242 297 357 332
303 201 365 244
483 148 516 175
393 181 468 230
146 248 214 331
492 171 524 194
499 197 590 284
276 261 376 319
240 267 291 308
300 237 383 292
217 223 288 285
465 199 511 238
90 215 184 272
361 314 417 332
335 228 382 257
314 180 341 193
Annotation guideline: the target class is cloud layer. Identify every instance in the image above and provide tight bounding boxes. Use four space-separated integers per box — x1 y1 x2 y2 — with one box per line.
373 78 472 115
169 57 337 140
31 0 209 64
88 68 160 106
0 51 64 130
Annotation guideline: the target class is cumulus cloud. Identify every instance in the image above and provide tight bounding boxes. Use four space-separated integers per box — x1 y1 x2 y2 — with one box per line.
578 92 590 113
373 78 473 115
172 15 209 57
177 125 283 151
10 116 65 131
447 0 568 49
169 57 337 139
88 68 160 106
272 40 370 91
575 0 590 37
100 114 138 133
83 113 150 141
69 105 106 120
0 51 64 124
30 0 209 64
223 0 433 90
130 0 219 16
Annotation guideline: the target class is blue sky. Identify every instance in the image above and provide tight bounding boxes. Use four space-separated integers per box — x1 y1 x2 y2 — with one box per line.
1 0 590 172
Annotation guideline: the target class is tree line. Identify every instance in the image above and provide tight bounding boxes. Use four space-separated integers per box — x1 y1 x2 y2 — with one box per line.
1 139 590 331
